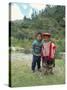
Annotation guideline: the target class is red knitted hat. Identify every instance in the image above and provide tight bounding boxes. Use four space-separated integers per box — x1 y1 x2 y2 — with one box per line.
42 33 51 37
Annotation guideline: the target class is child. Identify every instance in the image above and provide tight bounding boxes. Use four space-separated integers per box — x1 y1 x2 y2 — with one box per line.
32 32 42 72
41 33 56 74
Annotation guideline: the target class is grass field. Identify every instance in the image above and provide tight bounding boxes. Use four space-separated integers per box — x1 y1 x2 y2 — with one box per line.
11 59 65 87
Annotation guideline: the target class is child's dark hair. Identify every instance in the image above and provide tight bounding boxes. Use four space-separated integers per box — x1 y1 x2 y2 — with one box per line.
36 32 42 37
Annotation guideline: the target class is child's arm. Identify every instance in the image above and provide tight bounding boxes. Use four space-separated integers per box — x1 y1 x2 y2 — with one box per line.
52 43 57 58
32 41 35 50
41 44 44 57
32 40 36 54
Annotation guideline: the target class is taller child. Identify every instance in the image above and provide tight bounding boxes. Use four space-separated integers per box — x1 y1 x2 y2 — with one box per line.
42 33 56 74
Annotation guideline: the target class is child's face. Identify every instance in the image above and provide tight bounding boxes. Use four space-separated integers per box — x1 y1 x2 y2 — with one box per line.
43 35 49 41
37 34 42 41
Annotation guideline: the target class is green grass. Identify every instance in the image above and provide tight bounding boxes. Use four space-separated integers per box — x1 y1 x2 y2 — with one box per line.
11 59 65 87
11 38 32 49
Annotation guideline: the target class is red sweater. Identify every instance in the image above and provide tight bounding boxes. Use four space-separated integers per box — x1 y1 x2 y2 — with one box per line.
41 41 56 59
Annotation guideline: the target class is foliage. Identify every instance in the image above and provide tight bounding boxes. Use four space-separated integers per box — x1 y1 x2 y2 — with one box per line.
10 5 65 58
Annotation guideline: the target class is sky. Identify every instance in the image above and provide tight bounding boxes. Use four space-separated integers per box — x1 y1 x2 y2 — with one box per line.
11 3 46 21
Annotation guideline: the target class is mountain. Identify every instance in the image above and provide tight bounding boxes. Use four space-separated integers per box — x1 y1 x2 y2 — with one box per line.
10 5 65 57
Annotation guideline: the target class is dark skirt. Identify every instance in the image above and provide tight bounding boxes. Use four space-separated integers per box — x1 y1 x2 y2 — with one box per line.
42 56 55 68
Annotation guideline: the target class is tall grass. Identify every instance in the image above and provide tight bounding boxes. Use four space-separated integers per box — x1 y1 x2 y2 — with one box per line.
11 59 65 87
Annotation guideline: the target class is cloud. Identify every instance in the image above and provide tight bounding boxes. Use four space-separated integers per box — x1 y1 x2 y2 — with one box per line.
11 3 46 21
30 3 46 10
23 4 28 10
11 3 24 21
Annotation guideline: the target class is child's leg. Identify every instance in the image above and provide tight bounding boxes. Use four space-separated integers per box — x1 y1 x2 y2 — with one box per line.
50 68 53 74
32 55 36 72
48 60 54 74
42 57 48 74
44 60 49 74
42 57 45 67
37 56 41 70
53 59 55 67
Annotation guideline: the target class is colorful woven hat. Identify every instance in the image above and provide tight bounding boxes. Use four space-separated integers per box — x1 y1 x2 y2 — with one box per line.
42 33 51 37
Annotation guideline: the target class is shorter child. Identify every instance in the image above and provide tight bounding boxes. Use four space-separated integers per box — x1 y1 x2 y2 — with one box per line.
42 33 56 74
32 32 42 72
